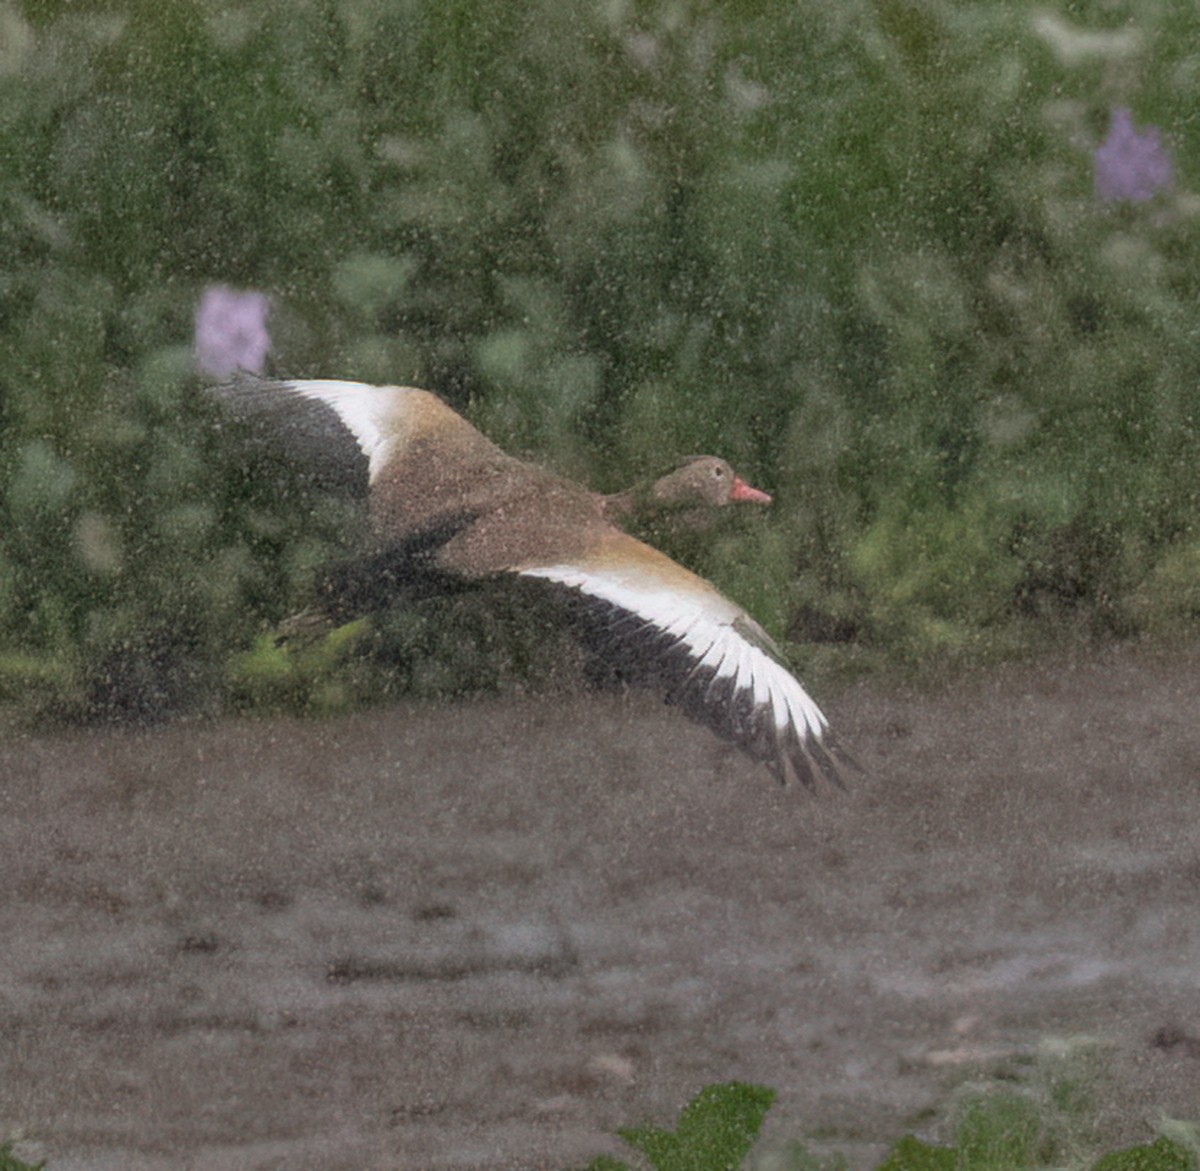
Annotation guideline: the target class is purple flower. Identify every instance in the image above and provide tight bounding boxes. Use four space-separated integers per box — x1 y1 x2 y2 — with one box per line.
194 285 272 377
1094 107 1173 203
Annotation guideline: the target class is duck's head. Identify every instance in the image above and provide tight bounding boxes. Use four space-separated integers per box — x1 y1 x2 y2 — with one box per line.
650 456 773 509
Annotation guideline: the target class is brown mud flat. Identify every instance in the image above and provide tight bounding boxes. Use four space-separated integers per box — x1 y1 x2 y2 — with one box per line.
1 642 1199 1170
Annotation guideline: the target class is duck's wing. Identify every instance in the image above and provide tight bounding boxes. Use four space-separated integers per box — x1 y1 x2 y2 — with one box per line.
518 531 850 789
212 376 486 487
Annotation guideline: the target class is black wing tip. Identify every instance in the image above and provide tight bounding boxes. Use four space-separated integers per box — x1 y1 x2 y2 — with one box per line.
206 376 300 417
208 377 372 498
209 375 349 405
207 372 284 398
765 725 861 791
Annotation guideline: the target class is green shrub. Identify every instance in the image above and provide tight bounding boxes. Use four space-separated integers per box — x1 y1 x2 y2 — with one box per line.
577 1072 1199 1171
0 1142 44 1171
4 0 1200 717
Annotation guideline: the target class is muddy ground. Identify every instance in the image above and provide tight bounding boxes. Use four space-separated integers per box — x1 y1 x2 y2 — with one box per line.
1 641 1199 1170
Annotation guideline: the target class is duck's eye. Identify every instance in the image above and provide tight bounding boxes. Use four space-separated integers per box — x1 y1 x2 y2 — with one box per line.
712 465 725 478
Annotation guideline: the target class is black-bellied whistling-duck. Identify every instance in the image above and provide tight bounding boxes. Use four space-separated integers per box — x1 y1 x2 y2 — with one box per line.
216 379 850 788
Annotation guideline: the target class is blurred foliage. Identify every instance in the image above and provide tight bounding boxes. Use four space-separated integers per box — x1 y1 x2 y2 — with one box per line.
0 1144 43 1171
873 1131 1195 1171
575 1055 1200 1170
3 0 1200 721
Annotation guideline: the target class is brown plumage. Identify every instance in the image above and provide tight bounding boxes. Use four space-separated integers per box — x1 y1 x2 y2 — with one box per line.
215 378 851 788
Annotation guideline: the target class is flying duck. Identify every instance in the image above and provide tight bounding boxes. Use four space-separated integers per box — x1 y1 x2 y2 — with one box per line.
215 379 850 788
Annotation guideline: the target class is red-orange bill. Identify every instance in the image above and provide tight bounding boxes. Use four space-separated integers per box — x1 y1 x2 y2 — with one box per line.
730 476 773 505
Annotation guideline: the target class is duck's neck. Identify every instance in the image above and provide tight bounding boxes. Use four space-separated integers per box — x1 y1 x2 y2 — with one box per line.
598 477 678 523
598 487 638 521
599 482 720 540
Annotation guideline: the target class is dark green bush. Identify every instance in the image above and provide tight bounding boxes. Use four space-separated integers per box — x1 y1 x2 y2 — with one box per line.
3 0 1200 719
0 1141 44 1171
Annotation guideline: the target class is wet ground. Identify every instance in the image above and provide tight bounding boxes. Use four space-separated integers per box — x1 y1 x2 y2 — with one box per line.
1 641 1199 1170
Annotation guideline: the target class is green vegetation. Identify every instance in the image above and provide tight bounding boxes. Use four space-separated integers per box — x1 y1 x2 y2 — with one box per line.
3 0 1200 720
585 1082 777 1170
0 1143 43 1171
578 1079 1199 1171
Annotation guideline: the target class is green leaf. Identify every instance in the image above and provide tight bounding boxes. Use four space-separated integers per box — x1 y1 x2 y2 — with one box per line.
616 1082 776 1171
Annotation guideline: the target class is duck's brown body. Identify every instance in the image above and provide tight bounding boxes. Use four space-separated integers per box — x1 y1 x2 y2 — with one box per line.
217 379 849 788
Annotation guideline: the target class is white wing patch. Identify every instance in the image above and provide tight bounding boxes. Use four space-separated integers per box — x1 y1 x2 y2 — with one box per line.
520 562 837 785
282 380 411 484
